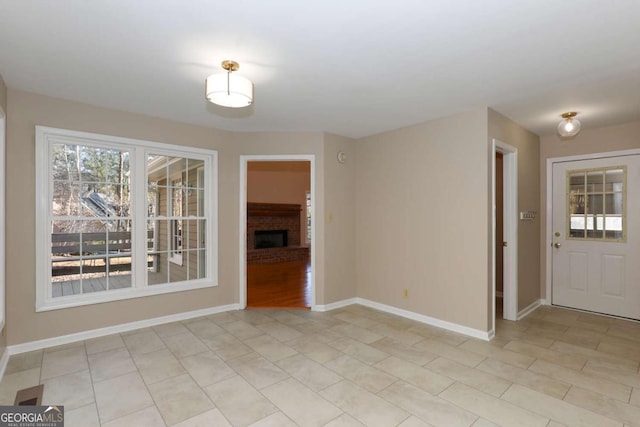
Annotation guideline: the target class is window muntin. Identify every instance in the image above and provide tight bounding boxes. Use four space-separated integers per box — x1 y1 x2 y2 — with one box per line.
567 166 626 241
36 127 217 311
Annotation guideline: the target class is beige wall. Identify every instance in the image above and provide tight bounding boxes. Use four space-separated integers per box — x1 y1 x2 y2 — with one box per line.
0 74 7 354
248 161 310 242
324 133 357 304
539 120 640 300
6 90 239 345
355 108 490 331
488 109 541 318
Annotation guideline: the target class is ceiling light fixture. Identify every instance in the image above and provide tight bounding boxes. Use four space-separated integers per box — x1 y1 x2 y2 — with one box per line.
557 112 581 137
205 60 253 108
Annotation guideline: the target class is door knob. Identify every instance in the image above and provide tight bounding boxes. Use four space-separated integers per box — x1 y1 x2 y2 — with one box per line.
553 242 561 248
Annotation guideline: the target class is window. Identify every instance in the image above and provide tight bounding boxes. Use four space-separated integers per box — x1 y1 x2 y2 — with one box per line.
567 166 626 241
36 126 217 311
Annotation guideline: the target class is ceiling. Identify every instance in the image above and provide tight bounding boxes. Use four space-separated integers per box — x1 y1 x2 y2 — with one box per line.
0 0 638 139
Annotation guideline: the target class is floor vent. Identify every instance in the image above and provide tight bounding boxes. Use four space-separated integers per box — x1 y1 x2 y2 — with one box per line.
14 384 44 406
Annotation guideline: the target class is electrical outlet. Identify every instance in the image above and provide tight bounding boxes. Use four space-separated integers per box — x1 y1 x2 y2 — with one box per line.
403 289 408 298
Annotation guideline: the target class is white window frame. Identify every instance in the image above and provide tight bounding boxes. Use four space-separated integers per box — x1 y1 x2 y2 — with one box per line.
35 126 218 311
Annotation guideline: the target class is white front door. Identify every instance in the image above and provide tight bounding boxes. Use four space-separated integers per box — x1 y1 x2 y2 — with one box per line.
552 154 640 320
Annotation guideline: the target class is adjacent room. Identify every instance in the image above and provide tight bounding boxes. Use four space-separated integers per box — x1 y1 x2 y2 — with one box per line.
0 1 639 426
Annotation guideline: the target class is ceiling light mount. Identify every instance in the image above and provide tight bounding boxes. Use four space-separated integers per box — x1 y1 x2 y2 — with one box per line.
205 60 253 108
557 111 581 138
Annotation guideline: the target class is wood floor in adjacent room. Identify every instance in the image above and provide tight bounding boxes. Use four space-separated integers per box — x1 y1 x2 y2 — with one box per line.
1 305 640 426
247 260 311 309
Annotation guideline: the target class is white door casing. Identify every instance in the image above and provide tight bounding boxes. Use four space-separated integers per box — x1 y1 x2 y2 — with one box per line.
551 154 640 320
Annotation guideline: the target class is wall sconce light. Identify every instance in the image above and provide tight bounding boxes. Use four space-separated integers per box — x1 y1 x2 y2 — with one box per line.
205 60 254 108
557 112 581 138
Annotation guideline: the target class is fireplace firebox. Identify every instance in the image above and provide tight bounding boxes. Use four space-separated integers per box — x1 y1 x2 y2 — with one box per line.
254 230 288 249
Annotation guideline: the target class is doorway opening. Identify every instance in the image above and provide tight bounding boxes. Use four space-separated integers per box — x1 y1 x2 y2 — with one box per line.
239 155 315 310
492 139 518 331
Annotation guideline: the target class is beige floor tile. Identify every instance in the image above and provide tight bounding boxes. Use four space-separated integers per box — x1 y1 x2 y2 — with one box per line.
439 382 549 427
607 325 640 344
222 320 264 340
632 388 640 408
174 408 232 427
0 367 41 405
133 348 186 385
226 353 289 389
287 336 343 364
152 321 190 338
147 373 214 426
235 309 278 325
564 386 640 426
550 341 639 372
323 413 366 426
43 341 85 353
333 311 380 329
88 347 137 383
459 339 536 369
65 403 101 427
328 337 389 365
375 356 453 395
379 381 478 426
471 418 500 427
183 318 226 339
101 406 167 427
431 330 470 347
180 351 235 388
85 334 125 355
256 321 304 342
262 378 343 427
200 333 253 360
244 334 298 362
4 350 43 375
546 422 567 427
529 359 631 402
275 353 343 391
370 337 438 366
368 323 423 346
161 331 208 359
505 341 587 370
597 341 640 361
207 311 240 325
501 384 620 427
93 371 154 423
204 376 278 426
41 369 94 411
582 360 640 388
397 415 434 427
247 411 297 427
320 380 408 427
325 354 397 393
413 339 485 368
425 357 511 397
41 346 88 380
476 358 570 399
329 323 384 344
123 330 166 355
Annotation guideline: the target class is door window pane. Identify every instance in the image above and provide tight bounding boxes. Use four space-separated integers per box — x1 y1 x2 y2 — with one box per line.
566 166 626 242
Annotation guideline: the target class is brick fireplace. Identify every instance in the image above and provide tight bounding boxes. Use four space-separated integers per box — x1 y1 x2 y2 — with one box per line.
247 202 310 264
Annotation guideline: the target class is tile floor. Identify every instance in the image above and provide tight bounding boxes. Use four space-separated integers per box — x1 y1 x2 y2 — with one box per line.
1 304 640 426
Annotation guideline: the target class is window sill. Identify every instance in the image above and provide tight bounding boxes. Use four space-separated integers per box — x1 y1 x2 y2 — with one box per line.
36 280 217 312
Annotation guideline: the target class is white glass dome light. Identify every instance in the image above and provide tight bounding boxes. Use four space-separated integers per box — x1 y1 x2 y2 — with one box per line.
205 60 253 108
557 112 581 137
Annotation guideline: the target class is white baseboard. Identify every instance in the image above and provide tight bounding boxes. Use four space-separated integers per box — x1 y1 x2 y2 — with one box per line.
0 347 9 381
313 298 357 312
355 298 492 341
8 303 240 356
517 299 542 320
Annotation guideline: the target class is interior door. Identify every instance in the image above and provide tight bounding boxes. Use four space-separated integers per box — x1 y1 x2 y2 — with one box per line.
552 154 640 320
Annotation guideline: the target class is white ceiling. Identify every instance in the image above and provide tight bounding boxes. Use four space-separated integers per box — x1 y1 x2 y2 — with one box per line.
0 0 639 139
